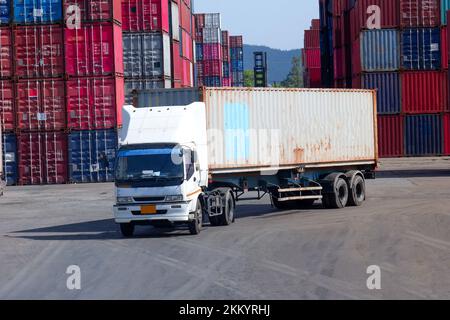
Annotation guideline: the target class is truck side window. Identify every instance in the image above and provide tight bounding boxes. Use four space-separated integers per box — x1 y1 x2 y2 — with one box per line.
184 150 195 180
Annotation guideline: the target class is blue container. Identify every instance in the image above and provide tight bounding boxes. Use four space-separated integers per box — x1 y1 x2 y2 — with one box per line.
230 47 243 61
2 134 17 186
361 29 400 72
362 72 400 114
223 62 230 78
0 0 11 24
402 28 441 70
13 0 62 24
203 76 222 87
68 130 118 183
195 43 203 61
405 114 442 156
231 59 244 72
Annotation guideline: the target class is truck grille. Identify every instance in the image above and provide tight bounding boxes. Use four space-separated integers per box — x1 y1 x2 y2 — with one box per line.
133 196 165 202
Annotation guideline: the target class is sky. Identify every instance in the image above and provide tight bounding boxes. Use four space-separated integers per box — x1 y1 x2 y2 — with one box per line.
193 0 319 50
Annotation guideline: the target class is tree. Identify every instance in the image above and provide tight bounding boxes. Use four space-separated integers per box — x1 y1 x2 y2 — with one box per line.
280 56 303 88
244 70 254 87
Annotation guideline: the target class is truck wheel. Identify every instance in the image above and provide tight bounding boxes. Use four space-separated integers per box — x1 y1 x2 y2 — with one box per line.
119 223 135 238
189 200 203 235
220 195 235 226
323 178 348 209
271 195 291 210
348 175 365 207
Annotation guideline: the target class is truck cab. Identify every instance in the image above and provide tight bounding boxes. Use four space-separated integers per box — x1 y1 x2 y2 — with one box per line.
113 103 214 236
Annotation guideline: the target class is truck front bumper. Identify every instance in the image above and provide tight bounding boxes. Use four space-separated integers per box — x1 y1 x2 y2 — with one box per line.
113 202 191 224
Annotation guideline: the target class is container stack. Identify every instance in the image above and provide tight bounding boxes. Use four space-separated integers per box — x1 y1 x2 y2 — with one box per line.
317 0 450 158
222 30 232 86
303 19 321 88
122 0 171 102
230 35 244 87
171 0 195 88
254 52 268 87
194 13 223 87
0 1 125 185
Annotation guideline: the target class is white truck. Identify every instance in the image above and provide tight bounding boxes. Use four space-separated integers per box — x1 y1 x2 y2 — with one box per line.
0 126 5 196
113 88 378 237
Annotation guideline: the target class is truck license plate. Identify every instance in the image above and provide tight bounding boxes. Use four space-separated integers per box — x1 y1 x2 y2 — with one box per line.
141 205 157 215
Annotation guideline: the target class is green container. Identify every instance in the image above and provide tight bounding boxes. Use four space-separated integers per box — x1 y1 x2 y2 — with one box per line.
442 0 450 25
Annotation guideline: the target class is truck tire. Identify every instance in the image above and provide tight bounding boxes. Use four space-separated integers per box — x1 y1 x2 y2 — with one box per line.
215 192 233 226
189 200 203 235
119 223 135 238
323 178 348 209
348 175 365 207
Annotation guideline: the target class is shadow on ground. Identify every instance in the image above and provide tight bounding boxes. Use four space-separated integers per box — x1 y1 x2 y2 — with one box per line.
377 169 450 179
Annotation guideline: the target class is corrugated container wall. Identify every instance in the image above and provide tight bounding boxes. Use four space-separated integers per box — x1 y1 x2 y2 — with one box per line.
405 114 443 156
361 72 401 114
360 29 400 72
400 0 440 27
401 28 441 70
14 0 63 24
377 115 404 158
121 0 169 32
68 129 117 183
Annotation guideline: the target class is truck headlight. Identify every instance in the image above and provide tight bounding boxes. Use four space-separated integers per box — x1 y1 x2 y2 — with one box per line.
117 196 133 204
165 195 183 202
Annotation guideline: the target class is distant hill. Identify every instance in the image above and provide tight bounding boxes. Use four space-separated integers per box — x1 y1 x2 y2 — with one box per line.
243 45 301 84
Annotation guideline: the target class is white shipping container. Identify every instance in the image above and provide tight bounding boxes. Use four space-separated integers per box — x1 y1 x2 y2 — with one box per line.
202 27 221 44
123 33 172 78
203 88 377 170
204 13 221 28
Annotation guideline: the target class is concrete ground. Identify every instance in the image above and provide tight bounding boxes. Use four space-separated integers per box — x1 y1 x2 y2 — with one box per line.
0 158 449 300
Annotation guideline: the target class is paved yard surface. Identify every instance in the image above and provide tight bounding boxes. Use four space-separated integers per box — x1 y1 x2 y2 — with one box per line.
0 158 449 299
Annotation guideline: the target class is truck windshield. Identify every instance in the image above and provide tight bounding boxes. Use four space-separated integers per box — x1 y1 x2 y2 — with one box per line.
115 148 184 183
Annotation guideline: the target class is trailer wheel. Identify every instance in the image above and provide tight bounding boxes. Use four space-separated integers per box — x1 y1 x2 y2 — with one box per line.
119 223 135 238
271 195 292 210
323 178 348 209
348 175 365 207
189 200 203 235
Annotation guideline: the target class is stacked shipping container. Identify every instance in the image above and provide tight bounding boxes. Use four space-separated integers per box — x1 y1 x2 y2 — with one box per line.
230 35 244 87
122 0 171 102
0 1 125 185
303 19 321 88
318 0 450 158
194 13 223 86
222 30 231 86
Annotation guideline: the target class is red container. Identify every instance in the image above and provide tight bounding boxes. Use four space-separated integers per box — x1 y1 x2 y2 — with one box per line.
18 132 67 185
65 22 123 77
400 0 440 27
0 80 14 132
308 68 322 88
334 47 345 79
304 29 320 48
66 76 124 130
378 115 404 158
14 26 64 79
311 19 320 30
194 14 205 30
203 43 221 60
196 61 203 78
181 59 191 87
180 1 192 33
444 114 450 156
350 0 399 41
303 48 321 69
121 0 169 32
351 39 362 76
172 42 182 81
230 36 243 48
401 71 448 114
181 29 192 60
16 79 66 131
0 27 12 78
203 60 222 77
222 45 230 62
64 0 122 23
222 77 231 87
443 27 448 70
